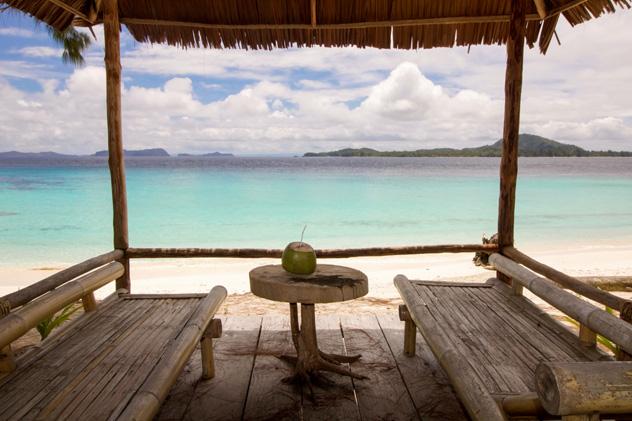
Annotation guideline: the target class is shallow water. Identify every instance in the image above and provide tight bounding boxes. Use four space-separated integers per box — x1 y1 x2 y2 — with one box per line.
1 156 631 266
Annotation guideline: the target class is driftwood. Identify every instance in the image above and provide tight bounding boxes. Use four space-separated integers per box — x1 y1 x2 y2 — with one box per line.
0 249 123 310
0 262 124 350
126 243 498 259
504 247 627 311
490 253 632 354
536 361 632 415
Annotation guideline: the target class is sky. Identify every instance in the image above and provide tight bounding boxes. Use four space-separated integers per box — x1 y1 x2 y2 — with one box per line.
1 9 631 155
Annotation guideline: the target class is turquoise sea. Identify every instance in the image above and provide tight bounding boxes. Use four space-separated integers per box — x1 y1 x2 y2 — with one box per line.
1 156 632 267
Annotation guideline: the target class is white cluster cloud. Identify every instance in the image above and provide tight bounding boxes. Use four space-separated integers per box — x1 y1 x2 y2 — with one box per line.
1 12 632 154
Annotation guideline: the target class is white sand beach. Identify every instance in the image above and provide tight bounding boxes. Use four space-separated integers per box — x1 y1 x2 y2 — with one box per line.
3 242 632 316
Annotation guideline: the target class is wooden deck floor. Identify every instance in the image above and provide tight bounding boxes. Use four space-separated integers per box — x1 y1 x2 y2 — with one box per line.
158 314 468 421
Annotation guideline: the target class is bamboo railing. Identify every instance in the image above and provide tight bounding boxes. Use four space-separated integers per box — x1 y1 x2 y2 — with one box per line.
1 250 124 310
503 247 627 311
490 253 632 354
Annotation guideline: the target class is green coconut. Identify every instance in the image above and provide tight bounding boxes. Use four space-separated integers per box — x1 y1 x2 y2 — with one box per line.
282 241 317 275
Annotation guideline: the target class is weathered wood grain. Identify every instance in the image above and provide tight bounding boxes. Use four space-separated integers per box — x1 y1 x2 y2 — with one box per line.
378 314 468 421
341 314 420 420
242 316 301 421
302 315 360 420
250 264 368 304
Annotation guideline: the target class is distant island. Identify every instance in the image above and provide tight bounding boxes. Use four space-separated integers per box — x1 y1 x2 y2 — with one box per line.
177 152 233 157
0 148 234 158
304 134 632 157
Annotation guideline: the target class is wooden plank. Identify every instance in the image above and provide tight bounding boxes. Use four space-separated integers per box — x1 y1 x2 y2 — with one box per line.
242 316 301 421
377 314 468 421
302 315 359 420
497 0 527 250
179 316 262 421
340 314 420 420
103 0 130 291
410 281 491 288
126 243 499 259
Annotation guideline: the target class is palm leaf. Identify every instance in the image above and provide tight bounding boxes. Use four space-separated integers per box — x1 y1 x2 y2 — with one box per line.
36 302 81 340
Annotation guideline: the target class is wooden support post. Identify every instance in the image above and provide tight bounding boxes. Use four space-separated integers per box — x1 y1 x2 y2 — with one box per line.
578 324 596 348
201 318 222 379
511 282 524 296
497 0 526 283
618 301 632 360
0 346 16 374
81 292 97 312
399 305 416 356
0 302 16 373
104 0 130 292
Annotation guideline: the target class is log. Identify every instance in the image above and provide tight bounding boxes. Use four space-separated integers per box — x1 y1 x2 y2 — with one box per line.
536 361 632 415
118 286 227 420
104 0 130 292
0 249 123 310
394 275 508 421
490 254 632 354
497 0 526 251
504 247 626 311
0 262 124 350
126 243 498 259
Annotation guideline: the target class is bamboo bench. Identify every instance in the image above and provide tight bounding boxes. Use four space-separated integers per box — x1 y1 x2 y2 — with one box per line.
395 253 632 421
0 261 227 420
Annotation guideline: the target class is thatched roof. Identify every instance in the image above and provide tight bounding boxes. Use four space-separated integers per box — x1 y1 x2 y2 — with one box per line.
3 0 630 52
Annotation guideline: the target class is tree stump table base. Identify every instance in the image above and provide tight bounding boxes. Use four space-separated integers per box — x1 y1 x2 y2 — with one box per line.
278 303 367 398
249 264 370 397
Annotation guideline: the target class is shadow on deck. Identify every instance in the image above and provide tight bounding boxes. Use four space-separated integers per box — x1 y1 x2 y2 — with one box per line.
158 314 467 421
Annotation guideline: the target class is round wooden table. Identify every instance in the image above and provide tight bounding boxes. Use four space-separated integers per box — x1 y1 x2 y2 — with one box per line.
249 264 369 390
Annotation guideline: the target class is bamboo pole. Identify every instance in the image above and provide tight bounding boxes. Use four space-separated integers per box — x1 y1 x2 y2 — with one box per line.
399 305 417 356
104 0 130 292
536 361 632 415
118 286 227 420
504 247 627 311
0 262 124 350
497 0 526 254
126 243 498 259
490 254 632 354
0 250 123 310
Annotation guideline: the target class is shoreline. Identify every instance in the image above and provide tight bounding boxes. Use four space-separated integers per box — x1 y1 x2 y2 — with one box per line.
2 242 631 310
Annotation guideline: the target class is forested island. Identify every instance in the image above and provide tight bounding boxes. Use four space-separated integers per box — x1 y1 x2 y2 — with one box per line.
304 134 632 157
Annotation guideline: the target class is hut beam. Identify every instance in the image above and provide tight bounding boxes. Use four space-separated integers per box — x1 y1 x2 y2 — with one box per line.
498 0 526 284
118 14 542 31
104 0 130 291
44 0 93 23
533 0 547 19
